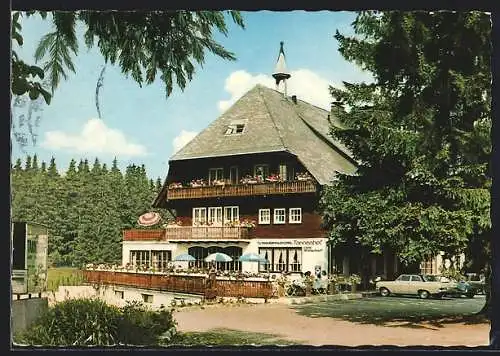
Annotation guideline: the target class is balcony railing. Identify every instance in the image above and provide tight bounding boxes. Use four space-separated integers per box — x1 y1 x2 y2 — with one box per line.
167 180 317 200
83 270 274 299
123 226 250 242
123 229 165 241
165 226 250 241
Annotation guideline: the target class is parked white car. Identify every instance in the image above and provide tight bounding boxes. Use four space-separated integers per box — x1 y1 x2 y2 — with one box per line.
375 274 456 299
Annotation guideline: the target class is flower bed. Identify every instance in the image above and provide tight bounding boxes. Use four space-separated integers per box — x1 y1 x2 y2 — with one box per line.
85 264 271 279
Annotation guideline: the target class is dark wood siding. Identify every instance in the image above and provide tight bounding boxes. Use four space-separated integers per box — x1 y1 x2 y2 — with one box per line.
171 195 326 239
243 212 325 239
167 152 307 185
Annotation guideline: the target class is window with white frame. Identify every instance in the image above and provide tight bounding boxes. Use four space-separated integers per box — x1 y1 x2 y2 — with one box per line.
193 207 207 225
208 207 223 226
279 164 287 181
288 248 302 272
224 206 239 223
130 250 150 267
151 250 171 270
273 208 286 224
273 248 287 272
258 248 272 272
258 248 302 273
208 168 224 184
258 209 270 224
225 120 247 135
141 294 153 303
289 208 302 224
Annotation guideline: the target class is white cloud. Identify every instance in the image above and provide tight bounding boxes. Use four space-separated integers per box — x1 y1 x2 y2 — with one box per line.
218 69 340 111
41 118 147 157
172 130 198 154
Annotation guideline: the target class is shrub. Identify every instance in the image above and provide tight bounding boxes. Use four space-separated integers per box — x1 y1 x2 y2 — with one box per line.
348 274 362 286
440 267 466 282
15 298 121 346
118 301 177 345
14 298 177 347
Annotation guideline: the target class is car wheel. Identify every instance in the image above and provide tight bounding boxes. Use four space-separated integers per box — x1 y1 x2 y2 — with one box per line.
418 290 430 299
379 287 390 297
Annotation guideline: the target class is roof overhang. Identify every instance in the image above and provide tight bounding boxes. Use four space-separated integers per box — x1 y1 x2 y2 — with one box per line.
169 148 290 163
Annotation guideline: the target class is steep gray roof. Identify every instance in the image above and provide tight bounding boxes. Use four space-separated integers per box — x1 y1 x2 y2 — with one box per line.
170 84 357 185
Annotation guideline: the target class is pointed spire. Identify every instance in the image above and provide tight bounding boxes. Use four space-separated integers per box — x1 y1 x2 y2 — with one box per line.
272 41 291 97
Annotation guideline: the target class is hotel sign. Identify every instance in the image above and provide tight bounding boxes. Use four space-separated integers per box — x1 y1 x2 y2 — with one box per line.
257 239 325 250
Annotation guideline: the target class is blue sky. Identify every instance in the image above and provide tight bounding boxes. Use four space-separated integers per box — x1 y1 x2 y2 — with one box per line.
12 11 372 180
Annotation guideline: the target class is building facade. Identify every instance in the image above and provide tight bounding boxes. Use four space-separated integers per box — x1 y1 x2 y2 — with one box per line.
121 44 406 281
11 221 49 294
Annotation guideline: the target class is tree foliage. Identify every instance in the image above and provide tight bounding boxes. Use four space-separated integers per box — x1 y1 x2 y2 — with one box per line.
15 299 177 346
11 10 245 104
321 11 491 267
11 155 171 267
11 12 51 104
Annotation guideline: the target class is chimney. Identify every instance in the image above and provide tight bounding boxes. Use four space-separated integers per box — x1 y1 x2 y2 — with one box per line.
291 95 297 104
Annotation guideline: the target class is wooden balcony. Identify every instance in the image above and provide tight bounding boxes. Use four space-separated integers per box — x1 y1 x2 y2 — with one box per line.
167 180 317 200
123 227 250 242
165 226 250 241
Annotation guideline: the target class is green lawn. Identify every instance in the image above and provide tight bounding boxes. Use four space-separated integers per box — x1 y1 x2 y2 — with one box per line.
171 328 297 346
292 296 487 328
47 267 84 291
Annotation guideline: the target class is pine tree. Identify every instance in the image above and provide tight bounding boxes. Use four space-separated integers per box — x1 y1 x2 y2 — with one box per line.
24 155 32 171
67 159 77 178
101 163 108 175
13 158 22 171
47 157 59 177
91 158 102 175
155 177 162 192
32 154 39 172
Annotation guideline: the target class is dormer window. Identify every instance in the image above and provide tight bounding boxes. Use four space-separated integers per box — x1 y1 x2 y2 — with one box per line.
225 120 247 135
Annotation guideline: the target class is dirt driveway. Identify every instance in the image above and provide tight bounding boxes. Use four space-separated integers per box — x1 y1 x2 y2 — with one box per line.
173 302 490 347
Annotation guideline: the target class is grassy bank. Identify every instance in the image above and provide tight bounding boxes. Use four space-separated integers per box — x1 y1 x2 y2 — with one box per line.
172 328 297 346
47 267 84 291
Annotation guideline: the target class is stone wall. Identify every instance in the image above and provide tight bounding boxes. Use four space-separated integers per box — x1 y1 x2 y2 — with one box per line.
46 285 203 311
11 297 48 337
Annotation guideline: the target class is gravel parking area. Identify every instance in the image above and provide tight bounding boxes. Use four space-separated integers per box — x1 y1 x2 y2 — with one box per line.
174 296 490 346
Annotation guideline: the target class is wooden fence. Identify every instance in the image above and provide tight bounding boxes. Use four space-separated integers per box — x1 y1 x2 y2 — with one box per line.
83 270 273 299
215 279 274 299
